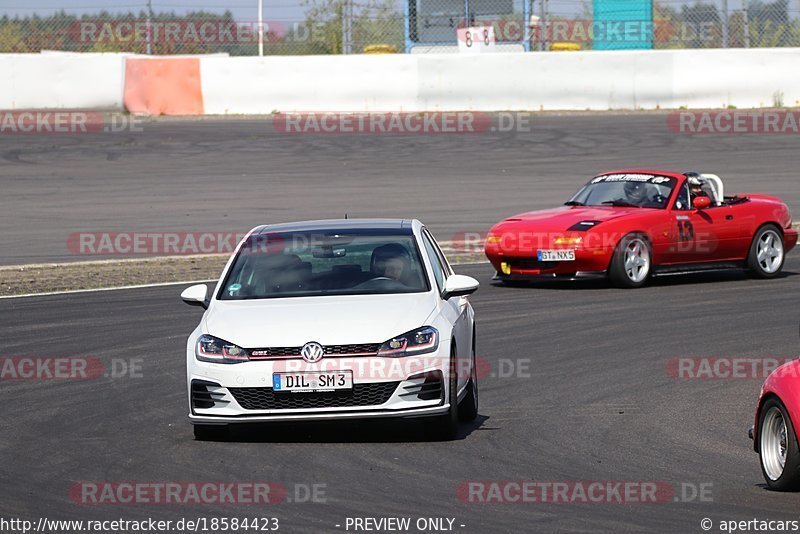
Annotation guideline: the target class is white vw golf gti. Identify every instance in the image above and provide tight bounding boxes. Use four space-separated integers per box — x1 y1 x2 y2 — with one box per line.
181 219 479 440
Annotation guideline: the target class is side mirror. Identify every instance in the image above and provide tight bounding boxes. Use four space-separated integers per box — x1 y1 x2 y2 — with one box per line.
181 284 209 309
693 196 712 210
442 274 479 299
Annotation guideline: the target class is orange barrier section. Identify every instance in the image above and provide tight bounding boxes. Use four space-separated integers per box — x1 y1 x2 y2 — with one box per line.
124 58 203 116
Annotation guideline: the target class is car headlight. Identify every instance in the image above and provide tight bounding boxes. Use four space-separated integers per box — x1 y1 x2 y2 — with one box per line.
377 327 439 358
196 334 249 364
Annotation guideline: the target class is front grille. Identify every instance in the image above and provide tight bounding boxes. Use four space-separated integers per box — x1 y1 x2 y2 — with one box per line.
249 343 380 360
324 343 380 355
229 382 399 410
250 347 301 358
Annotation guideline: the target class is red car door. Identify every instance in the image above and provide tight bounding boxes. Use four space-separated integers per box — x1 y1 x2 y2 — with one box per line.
659 183 703 264
660 178 739 263
670 205 743 263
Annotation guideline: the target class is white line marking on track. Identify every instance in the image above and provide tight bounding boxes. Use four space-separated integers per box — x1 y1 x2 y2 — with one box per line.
0 280 217 300
0 260 491 300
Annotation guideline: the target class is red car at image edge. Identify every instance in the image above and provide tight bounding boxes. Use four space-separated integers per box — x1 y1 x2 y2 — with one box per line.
751 359 800 491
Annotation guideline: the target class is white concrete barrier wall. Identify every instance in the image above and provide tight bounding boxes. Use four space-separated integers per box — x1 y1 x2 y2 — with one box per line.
671 48 800 109
200 48 800 113
0 53 126 110
0 48 798 112
200 55 420 114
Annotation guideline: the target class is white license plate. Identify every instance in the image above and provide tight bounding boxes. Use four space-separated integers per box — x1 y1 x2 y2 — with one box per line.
272 371 353 393
537 249 576 261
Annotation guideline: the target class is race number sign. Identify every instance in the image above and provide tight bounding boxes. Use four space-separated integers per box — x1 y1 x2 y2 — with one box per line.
457 26 496 53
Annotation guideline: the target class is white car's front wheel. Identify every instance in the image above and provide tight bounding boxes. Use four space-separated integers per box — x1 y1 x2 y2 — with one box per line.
458 331 478 422
427 343 460 440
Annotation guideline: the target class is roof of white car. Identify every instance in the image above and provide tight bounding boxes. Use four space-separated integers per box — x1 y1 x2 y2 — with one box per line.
253 219 418 234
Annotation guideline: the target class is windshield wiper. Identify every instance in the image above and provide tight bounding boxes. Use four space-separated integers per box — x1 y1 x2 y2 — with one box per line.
601 200 640 208
564 201 584 206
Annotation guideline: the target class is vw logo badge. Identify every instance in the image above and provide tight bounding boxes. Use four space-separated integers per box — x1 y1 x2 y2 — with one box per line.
301 342 325 363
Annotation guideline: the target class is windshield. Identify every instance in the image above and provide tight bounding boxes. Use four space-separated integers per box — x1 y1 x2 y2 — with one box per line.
218 231 430 300
567 174 677 209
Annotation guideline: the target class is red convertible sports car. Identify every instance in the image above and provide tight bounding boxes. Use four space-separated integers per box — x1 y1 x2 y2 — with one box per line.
484 170 797 288
751 359 800 491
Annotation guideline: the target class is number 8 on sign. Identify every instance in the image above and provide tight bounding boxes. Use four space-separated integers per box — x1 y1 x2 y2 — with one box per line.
457 26 497 54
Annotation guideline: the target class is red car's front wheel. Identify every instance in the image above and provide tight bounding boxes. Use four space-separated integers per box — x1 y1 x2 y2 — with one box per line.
608 233 652 289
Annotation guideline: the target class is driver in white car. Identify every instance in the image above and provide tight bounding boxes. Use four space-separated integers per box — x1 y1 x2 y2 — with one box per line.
371 244 411 283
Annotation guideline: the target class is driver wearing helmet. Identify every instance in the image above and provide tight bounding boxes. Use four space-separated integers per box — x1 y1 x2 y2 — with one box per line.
689 179 708 200
685 174 716 208
623 181 657 207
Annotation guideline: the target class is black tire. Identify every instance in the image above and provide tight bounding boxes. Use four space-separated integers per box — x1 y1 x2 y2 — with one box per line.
458 330 478 422
608 233 652 289
193 424 229 441
426 343 460 440
758 397 800 491
747 224 785 279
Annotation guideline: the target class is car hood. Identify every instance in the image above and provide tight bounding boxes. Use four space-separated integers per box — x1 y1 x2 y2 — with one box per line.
203 292 436 348
494 206 638 232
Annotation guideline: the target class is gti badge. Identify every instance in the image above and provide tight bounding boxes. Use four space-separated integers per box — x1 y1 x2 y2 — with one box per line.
301 342 325 363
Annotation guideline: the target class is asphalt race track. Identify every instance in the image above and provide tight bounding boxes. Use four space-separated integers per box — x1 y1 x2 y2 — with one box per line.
2 113 800 264
1 261 800 533
2 115 800 533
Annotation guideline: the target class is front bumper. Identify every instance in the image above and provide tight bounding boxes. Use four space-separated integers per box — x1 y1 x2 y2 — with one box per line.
187 353 450 424
485 247 612 279
190 404 450 424
492 270 607 282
